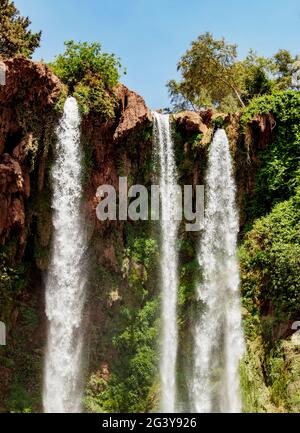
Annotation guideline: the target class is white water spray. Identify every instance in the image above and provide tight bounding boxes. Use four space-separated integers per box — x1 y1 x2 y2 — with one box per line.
43 97 87 413
153 112 179 413
192 129 244 413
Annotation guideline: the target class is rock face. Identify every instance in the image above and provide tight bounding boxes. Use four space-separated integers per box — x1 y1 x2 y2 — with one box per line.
245 113 276 150
0 56 62 153
172 110 208 133
81 84 153 271
113 84 152 140
0 154 25 241
0 57 62 246
0 57 152 255
172 110 217 146
82 83 151 212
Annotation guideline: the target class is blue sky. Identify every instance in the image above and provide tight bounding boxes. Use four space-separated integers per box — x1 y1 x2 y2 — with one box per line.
14 0 300 108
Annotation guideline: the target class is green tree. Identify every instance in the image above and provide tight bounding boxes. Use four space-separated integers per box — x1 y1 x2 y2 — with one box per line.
51 40 122 91
167 32 245 111
240 50 274 102
274 49 294 77
0 0 41 58
240 49 299 101
272 49 300 90
51 40 123 117
167 33 300 112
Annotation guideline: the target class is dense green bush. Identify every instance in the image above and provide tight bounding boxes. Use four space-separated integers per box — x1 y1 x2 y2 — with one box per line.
74 74 117 117
240 176 300 412
51 40 121 89
241 91 300 218
240 188 300 327
84 237 159 413
51 41 122 117
0 251 29 312
0 0 41 58
84 299 159 413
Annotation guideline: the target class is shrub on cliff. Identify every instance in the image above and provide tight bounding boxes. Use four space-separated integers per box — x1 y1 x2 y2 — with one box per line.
240 188 300 411
167 32 299 112
50 41 123 118
240 188 300 327
73 74 117 118
0 0 41 58
241 91 300 219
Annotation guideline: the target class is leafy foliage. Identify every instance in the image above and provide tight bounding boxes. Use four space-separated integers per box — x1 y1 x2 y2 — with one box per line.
167 32 300 111
74 74 117 117
240 190 300 324
84 237 159 413
0 252 28 301
51 40 121 90
51 40 122 117
240 184 300 412
85 304 159 414
107 300 159 412
167 32 244 111
0 0 41 58
241 91 300 217
241 51 274 103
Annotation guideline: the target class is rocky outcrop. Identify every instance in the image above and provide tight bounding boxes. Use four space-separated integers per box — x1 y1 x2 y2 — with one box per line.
245 113 276 150
0 56 62 153
113 84 152 140
172 110 208 133
172 109 226 146
82 83 153 220
0 56 61 105
0 57 62 246
0 154 25 242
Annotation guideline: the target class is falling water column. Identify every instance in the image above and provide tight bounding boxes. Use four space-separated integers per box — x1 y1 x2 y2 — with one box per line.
153 112 179 413
43 97 87 413
191 129 244 413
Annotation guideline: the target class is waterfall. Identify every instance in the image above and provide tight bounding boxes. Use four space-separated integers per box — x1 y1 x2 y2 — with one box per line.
153 112 179 413
191 129 244 413
43 97 87 413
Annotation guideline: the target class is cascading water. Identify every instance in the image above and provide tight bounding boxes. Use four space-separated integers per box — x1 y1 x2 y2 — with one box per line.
191 129 244 413
43 97 87 413
153 112 179 413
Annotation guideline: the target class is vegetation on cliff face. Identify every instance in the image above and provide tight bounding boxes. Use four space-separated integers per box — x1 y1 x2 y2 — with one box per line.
239 192 300 412
0 0 41 58
82 119 159 413
241 91 300 220
241 191 300 328
238 90 300 412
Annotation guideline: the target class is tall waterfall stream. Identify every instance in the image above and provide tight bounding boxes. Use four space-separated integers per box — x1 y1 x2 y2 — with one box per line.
43 97 87 413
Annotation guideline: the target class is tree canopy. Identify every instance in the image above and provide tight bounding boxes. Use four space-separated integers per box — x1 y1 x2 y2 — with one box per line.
51 40 123 117
167 32 300 112
50 40 122 91
0 0 41 58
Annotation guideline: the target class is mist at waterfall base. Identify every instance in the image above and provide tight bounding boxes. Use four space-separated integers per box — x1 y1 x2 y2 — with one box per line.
153 112 180 413
191 129 244 413
43 97 87 413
